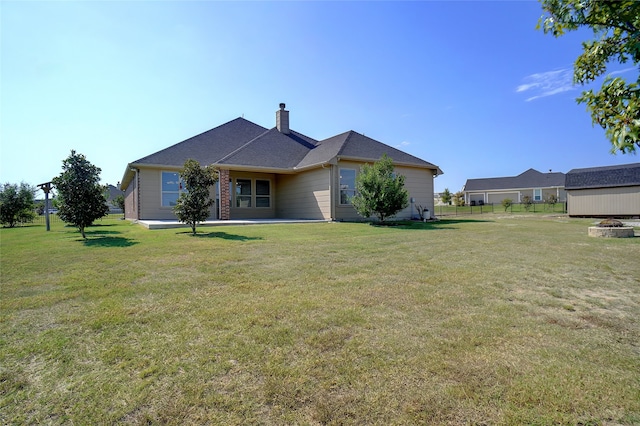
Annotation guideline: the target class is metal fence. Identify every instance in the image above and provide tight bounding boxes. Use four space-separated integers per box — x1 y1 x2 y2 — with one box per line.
26 213 124 226
434 202 567 216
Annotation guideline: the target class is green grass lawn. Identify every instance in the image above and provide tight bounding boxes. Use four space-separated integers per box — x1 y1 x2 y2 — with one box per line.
1 216 639 425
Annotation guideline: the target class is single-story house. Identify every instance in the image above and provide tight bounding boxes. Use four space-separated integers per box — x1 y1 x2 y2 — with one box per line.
565 162 640 217
120 104 443 222
463 168 566 206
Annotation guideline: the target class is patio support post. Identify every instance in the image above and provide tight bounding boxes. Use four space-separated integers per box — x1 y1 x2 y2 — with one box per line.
219 169 230 220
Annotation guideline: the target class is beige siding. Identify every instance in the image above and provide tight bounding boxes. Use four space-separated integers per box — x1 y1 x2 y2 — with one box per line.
229 172 277 219
124 179 138 220
137 166 217 220
276 167 331 219
400 166 435 219
487 192 519 205
567 186 640 216
334 161 436 221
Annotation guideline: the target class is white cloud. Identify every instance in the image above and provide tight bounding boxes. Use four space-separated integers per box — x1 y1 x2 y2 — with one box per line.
395 141 410 148
516 68 575 101
609 67 636 77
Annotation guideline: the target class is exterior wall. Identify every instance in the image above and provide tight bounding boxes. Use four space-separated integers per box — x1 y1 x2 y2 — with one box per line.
567 186 640 216
334 160 435 221
228 171 276 220
401 166 435 219
276 167 331 219
467 187 566 205
136 166 217 221
487 192 519 205
124 173 138 220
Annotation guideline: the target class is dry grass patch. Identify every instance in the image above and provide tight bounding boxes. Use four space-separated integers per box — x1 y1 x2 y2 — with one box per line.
1 216 639 424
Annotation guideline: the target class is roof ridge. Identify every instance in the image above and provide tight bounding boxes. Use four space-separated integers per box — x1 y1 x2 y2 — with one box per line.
336 130 356 156
215 128 272 164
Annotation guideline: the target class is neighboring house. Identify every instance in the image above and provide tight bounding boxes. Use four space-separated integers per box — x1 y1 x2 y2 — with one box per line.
105 184 124 213
463 168 566 206
120 104 443 222
565 162 640 217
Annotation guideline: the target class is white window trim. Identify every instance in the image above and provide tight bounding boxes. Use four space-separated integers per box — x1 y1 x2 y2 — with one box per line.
339 168 357 205
161 170 184 207
533 188 542 201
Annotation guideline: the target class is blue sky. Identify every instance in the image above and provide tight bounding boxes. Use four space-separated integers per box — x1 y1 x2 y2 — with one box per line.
1 1 637 195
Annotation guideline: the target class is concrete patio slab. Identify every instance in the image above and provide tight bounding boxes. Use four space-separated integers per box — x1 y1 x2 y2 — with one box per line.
135 219 330 230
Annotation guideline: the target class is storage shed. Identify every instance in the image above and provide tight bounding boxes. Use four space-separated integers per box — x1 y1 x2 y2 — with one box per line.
565 163 640 217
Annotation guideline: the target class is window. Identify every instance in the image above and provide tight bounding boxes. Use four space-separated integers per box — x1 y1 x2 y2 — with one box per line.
255 179 271 208
533 188 542 202
162 172 184 207
340 168 356 205
235 178 252 207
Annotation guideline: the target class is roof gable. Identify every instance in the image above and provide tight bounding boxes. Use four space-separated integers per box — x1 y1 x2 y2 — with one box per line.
565 163 640 189
217 129 319 169
301 130 439 170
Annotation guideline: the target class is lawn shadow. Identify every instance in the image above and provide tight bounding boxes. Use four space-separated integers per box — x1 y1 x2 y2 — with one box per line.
371 218 493 230
80 229 138 247
82 236 138 247
179 231 264 241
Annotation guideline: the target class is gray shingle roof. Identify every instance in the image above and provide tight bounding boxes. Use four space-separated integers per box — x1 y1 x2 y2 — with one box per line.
128 118 439 172
464 169 565 192
133 117 269 167
565 163 640 189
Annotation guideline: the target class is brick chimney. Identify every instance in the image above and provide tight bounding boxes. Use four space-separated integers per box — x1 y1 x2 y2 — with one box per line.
276 103 290 134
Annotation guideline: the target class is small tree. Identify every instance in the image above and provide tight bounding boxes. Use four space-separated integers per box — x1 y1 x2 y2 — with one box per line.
522 195 533 212
113 195 125 218
502 198 513 212
351 154 408 222
52 150 109 239
453 191 465 207
0 182 36 227
441 188 452 205
173 159 218 235
545 194 558 211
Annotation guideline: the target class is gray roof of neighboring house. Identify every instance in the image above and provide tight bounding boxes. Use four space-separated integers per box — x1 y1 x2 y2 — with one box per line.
464 169 566 192
564 163 640 190
123 115 441 187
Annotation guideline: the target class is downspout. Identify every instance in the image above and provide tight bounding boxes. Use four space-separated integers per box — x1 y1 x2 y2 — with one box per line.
134 168 140 220
330 164 336 221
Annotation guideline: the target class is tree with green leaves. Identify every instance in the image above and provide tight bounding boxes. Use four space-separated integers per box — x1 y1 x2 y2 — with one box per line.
502 198 513 212
545 193 558 210
52 150 109 239
351 154 408 222
441 188 452 205
173 159 218 235
522 195 533 212
0 182 36 227
453 191 465 207
538 0 640 153
113 195 125 218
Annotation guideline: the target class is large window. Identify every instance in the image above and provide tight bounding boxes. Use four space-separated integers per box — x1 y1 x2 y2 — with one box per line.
255 179 271 208
235 179 252 207
234 178 271 208
533 188 542 201
162 172 184 207
340 168 356 205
